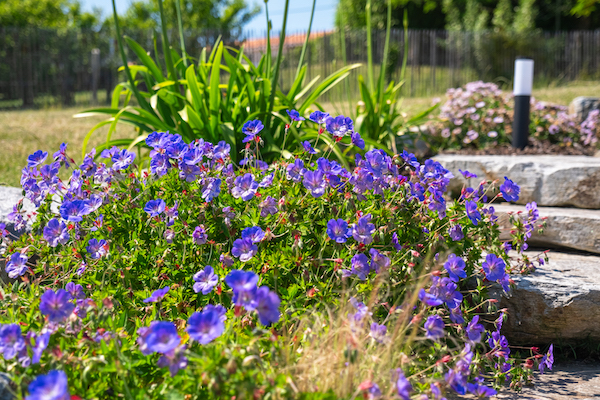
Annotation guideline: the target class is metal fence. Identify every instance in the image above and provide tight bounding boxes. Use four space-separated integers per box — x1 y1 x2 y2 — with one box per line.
1 27 599 109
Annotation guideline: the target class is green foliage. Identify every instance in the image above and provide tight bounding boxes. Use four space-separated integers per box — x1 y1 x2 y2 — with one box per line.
0 0 99 28
76 1 359 164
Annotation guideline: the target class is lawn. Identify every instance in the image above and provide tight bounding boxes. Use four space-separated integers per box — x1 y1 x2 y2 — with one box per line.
1 81 599 188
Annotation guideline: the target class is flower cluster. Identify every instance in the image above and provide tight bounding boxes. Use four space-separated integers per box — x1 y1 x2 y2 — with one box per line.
426 81 600 150
0 111 551 399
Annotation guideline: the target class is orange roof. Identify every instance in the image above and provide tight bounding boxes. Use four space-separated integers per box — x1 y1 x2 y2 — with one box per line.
244 30 334 49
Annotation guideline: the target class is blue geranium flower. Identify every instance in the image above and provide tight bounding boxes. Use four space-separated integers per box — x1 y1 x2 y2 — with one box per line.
231 173 259 201
143 287 170 303
86 238 108 259
187 304 227 344
231 238 258 262
241 226 265 243
286 109 305 122
444 253 467 282
6 252 28 279
395 369 412 400
59 199 92 222
43 219 70 247
138 321 180 354
144 199 166 217
482 254 506 282
326 219 351 243
302 141 317 154
325 115 353 137
352 214 375 244
26 370 70 400
255 286 281 326
351 132 365 149
27 150 48 168
225 270 259 310
242 120 264 143
465 200 481 226
0 324 26 360
193 265 219 295
500 176 520 202
111 149 136 170
424 315 445 340
303 170 327 197
309 111 330 124
39 289 74 323
466 315 485 343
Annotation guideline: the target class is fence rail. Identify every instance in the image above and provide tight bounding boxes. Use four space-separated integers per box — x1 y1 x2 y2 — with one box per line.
1 27 599 109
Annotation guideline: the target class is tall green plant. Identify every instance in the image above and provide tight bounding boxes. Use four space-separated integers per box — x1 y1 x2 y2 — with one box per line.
351 3 438 154
75 0 359 164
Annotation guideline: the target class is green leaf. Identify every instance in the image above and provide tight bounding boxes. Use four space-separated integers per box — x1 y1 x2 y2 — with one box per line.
209 42 224 134
124 36 165 82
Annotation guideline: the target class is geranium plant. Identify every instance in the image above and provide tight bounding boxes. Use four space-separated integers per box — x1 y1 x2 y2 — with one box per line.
1 111 551 399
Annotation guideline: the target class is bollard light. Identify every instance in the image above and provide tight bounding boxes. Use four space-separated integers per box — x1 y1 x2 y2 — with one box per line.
512 57 534 149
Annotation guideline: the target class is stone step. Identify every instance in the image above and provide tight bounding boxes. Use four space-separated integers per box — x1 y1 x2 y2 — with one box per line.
493 203 600 255
490 251 600 345
434 154 600 209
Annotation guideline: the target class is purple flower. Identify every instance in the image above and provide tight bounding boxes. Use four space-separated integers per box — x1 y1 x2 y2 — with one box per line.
144 287 170 303
326 115 353 137
43 219 70 247
392 232 402 251
193 266 219 295
144 199 166 217
53 143 70 168
27 150 48 168
286 109 305 121
157 345 188 377
444 254 467 282
303 170 327 197
138 321 180 354
111 149 136 170
6 252 28 279
467 383 497 397
286 159 306 182
352 214 375 244
220 254 234 267
349 297 371 322
466 315 485 342
212 141 230 160
192 225 208 245
309 111 330 124
241 226 265 243
459 169 477 178
424 315 445 340
202 178 221 202
26 370 70 400
65 282 85 300
242 120 264 143
259 173 274 188
39 289 74 323
370 322 387 343
259 196 278 217
539 344 554 374
30 331 51 364
500 176 520 202
0 324 26 360
225 270 259 310
59 199 92 222
187 304 227 344
395 369 412 400
418 288 444 307
231 238 258 262
302 141 317 154
347 253 371 280
482 254 506 282
86 238 108 259
327 219 351 243
231 173 259 201
448 225 464 241
465 200 481 226
369 248 390 272
351 132 365 149
255 286 281 326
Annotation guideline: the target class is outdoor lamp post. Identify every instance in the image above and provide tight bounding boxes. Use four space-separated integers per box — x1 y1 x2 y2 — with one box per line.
512 57 534 149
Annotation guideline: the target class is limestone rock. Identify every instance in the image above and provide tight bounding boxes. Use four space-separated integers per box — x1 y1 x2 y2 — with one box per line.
0 186 35 237
490 251 600 345
569 96 600 123
434 155 600 209
493 203 600 255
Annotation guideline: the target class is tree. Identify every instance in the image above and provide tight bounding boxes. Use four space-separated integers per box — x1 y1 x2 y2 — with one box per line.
0 0 100 28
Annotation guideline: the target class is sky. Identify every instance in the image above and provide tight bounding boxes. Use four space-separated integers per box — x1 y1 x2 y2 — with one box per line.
80 0 338 33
